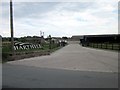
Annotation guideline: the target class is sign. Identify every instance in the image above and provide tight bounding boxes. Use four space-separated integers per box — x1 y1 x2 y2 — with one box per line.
14 42 42 50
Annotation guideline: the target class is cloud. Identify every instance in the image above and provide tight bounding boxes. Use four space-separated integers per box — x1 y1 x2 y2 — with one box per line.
0 1 118 37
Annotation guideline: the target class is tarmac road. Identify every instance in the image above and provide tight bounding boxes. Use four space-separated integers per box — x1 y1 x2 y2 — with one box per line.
2 44 118 88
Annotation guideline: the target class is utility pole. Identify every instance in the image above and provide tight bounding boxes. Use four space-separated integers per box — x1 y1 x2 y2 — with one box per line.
10 0 14 55
40 31 42 37
43 32 44 38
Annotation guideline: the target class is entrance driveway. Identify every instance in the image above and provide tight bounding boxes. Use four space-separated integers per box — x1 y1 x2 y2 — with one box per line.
3 44 118 88
7 44 118 73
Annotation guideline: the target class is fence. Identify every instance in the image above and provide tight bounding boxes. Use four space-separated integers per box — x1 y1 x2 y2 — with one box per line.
84 43 120 51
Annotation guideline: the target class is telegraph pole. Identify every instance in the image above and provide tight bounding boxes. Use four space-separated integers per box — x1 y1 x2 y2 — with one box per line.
10 0 14 55
40 31 42 37
43 32 44 38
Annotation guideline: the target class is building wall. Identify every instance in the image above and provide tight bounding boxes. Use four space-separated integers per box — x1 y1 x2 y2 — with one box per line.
80 34 120 45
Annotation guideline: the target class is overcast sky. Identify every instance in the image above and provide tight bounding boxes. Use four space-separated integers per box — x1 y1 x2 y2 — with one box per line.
0 0 119 37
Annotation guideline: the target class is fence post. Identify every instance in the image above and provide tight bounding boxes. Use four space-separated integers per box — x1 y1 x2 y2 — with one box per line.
118 43 120 50
101 43 102 48
93 43 94 48
112 43 113 50
106 43 107 49
97 43 98 48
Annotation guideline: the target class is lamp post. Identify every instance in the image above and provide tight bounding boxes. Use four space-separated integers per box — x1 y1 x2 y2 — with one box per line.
10 0 14 55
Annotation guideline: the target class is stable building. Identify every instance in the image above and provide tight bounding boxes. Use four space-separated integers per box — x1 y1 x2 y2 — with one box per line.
79 34 120 46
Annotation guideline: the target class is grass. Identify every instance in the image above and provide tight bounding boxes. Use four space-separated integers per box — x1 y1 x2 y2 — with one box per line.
2 43 60 52
50 46 62 53
2 42 62 62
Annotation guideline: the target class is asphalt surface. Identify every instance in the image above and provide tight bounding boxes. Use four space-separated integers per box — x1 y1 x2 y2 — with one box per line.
2 44 118 88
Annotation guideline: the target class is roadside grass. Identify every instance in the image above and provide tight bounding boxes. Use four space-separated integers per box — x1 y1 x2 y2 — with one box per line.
2 43 59 52
2 42 62 63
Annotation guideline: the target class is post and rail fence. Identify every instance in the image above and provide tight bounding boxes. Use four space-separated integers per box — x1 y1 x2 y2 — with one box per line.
83 43 120 51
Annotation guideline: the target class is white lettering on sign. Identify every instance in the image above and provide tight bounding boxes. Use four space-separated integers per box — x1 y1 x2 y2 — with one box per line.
19 46 23 50
22 45 26 49
14 42 42 50
14 46 19 50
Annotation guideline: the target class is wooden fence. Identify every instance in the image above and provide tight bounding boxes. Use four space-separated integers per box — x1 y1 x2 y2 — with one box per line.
84 43 120 50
